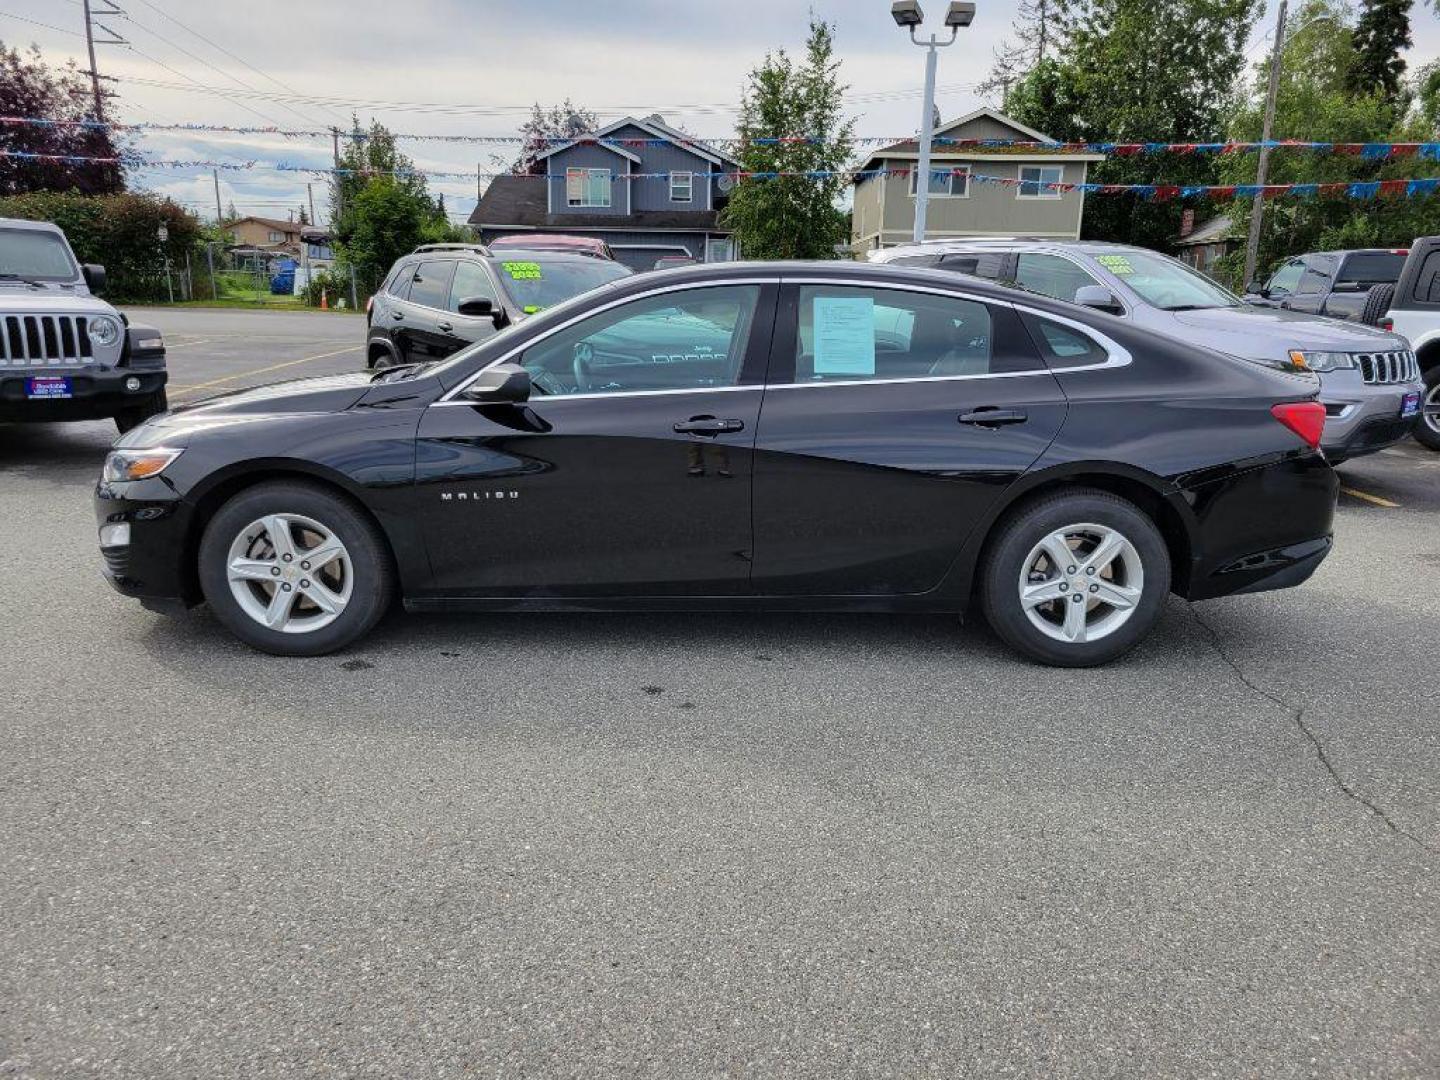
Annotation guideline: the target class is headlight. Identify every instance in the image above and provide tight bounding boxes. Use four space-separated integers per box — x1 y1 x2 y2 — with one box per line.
102 447 183 483
1289 350 1356 373
89 315 122 347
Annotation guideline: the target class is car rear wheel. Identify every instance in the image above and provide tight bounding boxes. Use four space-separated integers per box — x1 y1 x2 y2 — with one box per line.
980 489 1171 667
198 481 394 656
1415 367 1440 452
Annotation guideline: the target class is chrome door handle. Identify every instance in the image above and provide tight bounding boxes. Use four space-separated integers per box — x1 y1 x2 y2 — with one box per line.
391 311 404 320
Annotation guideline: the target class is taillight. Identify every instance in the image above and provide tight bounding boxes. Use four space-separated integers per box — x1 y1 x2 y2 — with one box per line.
1271 401 1325 450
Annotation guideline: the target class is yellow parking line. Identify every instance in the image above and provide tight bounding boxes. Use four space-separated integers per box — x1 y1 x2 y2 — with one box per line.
1340 486 1401 508
168 345 364 397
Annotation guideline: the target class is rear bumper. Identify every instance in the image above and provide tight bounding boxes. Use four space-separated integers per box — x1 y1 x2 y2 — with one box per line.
0 367 167 421
1182 450 1338 600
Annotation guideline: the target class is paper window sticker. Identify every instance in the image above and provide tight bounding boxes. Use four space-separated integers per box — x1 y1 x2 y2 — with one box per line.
1096 255 1134 275
812 296 876 376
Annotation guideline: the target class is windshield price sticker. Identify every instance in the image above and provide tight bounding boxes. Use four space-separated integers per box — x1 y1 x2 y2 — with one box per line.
1097 255 1134 275
502 261 543 280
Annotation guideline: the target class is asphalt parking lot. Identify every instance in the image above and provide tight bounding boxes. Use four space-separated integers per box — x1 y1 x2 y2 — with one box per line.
2 307 1438 1078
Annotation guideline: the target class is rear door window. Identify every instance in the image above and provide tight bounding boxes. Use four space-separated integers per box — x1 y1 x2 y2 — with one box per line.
793 285 1040 381
1014 253 1103 304
937 252 1010 280
407 261 456 310
1416 251 1440 304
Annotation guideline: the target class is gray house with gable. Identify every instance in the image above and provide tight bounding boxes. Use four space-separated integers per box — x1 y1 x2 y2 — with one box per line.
469 115 740 272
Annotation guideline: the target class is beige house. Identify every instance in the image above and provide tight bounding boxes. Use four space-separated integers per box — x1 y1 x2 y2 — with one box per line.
850 109 1105 256
223 215 303 253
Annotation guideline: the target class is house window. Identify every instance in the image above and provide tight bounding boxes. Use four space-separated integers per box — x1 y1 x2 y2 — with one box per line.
267 230 284 242
1018 166 1064 199
908 165 969 198
669 171 693 203
566 167 612 208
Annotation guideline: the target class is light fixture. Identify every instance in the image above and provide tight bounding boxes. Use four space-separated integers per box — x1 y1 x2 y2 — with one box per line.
891 1 925 28
945 1 976 27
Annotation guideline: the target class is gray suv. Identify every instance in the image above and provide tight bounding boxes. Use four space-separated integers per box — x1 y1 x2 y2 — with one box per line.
366 243 631 369
0 218 167 432
871 240 1422 461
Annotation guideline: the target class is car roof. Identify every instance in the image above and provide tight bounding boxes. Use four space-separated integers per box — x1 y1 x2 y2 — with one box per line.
0 217 64 233
874 239 1144 258
604 259 1096 315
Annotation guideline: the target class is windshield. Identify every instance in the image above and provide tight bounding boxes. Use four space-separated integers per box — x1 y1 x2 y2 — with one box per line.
0 227 78 282
492 257 632 313
1092 249 1241 310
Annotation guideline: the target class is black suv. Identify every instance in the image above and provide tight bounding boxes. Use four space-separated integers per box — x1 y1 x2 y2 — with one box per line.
365 243 632 368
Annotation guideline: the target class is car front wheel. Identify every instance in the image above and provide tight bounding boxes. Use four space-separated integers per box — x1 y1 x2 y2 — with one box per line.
198 481 395 656
980 489 1171 667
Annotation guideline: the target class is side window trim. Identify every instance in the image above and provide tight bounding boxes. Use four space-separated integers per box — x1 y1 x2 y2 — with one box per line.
407 259 459 312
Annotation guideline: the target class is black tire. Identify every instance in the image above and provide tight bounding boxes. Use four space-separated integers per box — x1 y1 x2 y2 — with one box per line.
1415 366 1440 452
1359 283 1396 327
197 481 395 656
114 389 168 434
979 488 1171 668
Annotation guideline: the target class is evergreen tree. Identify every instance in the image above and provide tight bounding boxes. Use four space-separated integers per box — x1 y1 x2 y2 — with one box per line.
720 17 854 260
507 100 599 173
1347 0 1413 104
979 0 1068 107
298 205 309 226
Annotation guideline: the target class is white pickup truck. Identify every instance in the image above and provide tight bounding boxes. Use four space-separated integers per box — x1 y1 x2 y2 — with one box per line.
1366 236 1440 450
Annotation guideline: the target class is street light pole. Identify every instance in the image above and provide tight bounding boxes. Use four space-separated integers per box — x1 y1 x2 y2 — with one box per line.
1242 0 1288 287
912 31 951 244
893 2 974 244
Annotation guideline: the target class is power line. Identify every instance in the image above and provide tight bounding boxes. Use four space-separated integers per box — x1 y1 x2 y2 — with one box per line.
124 0 343 128
102 72 979 119
0 11 84 36
123 41 294 130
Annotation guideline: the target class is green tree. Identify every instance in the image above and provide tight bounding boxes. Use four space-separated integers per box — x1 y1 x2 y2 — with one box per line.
1212 0 1440 286
329 118 465 294
1347 0 1413 105
720 17 854 260
1002 0 1259 251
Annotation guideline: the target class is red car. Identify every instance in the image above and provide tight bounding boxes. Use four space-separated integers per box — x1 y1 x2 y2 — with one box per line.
488 234 615 260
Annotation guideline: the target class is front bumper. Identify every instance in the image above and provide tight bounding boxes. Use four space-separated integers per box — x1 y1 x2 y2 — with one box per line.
95 475 198 609
1316 370 1423 457
0 366 167 422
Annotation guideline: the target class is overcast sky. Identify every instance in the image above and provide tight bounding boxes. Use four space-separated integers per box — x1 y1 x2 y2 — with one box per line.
5 0 1438 227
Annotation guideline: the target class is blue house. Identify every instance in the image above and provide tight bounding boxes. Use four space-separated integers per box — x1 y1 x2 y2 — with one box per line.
469 114 740 272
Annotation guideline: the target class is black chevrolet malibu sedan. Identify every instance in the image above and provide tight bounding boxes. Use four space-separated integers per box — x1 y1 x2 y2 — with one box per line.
96 262 1338 666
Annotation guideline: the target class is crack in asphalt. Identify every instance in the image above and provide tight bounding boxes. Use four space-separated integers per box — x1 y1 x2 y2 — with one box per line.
1185 602 1435 859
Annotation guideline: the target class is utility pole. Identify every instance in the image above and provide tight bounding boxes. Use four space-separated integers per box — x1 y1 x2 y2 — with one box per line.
212 168 224 223
331 127 343 220
307 182 316 225
81 0 104 121
1243 0 1288 288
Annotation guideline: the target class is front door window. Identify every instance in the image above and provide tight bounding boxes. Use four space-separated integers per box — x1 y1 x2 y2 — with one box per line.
518 285 761 396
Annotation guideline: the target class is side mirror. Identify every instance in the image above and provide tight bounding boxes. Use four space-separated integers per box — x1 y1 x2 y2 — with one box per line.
82 264 106 293
1246 279 1267 297
457 295 508 329
1073 285 1123 314
461 362 530 404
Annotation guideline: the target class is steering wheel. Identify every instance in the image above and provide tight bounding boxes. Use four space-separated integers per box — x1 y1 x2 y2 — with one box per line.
572 341 595 393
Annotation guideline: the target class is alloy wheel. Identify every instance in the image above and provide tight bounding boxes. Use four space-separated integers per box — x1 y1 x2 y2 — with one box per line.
1017 522 1144 644
1423 382 1440 437
225 513 353 634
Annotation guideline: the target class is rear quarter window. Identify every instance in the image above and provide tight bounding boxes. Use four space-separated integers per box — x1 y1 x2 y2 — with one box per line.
1020 313 1110 369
